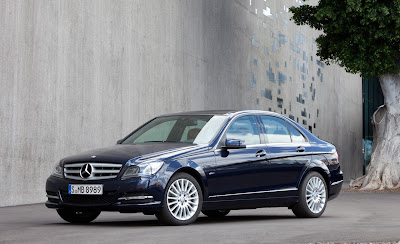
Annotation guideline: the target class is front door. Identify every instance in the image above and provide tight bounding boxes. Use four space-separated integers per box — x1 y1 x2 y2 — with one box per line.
211 115 269 199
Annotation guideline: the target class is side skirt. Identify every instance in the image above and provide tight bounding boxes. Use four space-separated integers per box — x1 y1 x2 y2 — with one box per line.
202 196 298 211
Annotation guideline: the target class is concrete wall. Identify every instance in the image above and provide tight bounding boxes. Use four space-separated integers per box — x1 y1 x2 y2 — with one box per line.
0 0 363 206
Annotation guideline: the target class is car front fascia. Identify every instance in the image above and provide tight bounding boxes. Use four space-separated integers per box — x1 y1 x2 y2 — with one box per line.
45 145 212 212
45 173 163 212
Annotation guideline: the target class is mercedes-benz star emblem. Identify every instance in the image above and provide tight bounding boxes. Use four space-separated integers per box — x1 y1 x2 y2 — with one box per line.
80 163 93 178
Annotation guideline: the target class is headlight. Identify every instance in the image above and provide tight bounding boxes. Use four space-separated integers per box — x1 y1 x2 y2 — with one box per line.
121 160 164 179
52 163 63 178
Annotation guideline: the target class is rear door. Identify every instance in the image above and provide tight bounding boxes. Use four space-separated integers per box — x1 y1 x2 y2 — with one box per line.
259 116 312 190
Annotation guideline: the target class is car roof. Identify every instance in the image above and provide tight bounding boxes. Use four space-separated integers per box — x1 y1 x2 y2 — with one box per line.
158 110 236 116
150 110 329 145
158 110 285 118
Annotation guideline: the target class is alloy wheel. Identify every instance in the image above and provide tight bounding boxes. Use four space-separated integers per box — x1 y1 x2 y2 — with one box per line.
305 176 326 214
167 178 199 221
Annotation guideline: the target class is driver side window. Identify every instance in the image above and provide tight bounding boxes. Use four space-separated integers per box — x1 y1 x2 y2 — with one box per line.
226 116 261 145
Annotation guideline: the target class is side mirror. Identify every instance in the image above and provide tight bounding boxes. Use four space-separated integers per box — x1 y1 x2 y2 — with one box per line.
116 139 123 144
223 138 246 149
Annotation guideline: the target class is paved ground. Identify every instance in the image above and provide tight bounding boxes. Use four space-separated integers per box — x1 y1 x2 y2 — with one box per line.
0 192 399 244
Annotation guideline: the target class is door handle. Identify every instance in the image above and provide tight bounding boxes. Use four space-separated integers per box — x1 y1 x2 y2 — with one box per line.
296 146 305 152
255 150 267 157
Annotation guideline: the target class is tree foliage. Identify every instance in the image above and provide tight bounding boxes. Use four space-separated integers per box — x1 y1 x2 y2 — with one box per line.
290 0 400 77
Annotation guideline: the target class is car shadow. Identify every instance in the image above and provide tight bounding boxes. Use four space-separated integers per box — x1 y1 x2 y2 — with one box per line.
50 214 297 227
194 214 296 225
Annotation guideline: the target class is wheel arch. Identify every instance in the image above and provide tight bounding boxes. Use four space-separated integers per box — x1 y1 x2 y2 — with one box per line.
172 167 206 198
298 166 331 195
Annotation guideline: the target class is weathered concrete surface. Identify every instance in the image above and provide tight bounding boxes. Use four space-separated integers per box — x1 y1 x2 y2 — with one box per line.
0 0 362 206
0 193 399 243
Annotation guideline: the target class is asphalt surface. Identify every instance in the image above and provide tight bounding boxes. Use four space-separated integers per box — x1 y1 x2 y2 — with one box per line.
0 192 399 244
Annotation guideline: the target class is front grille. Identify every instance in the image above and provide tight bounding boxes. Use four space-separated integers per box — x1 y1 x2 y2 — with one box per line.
64 162 122 180
61 192 116 205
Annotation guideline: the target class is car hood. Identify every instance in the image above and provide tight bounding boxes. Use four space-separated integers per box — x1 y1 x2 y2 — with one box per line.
61 143 200 165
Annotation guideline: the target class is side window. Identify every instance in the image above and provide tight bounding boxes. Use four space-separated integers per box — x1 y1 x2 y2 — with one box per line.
287 123 306 142
260 116 291 143
226 116 261 145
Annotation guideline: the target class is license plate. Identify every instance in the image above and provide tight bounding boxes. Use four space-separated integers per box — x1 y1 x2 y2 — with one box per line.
68 184 103 195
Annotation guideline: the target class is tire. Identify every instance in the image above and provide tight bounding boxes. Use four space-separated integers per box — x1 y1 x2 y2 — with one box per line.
202 210 230 218
57 209 101 223
156 173 203 225
292 171 327 218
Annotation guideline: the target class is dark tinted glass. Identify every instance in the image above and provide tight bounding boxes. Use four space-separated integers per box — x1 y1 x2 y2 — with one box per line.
287 122 306 142
226 116 260 145
260 116 291 143
122 115 226 144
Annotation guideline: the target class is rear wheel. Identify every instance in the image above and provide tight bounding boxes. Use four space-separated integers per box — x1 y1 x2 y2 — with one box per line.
57 209 101 223
156 173 203 225
292 171 327 218
202 210 230 218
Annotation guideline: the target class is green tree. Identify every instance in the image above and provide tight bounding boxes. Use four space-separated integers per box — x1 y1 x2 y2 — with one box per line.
290 0 400 189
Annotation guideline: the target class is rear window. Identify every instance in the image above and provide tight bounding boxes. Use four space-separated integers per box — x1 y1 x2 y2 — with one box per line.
287 123 306 142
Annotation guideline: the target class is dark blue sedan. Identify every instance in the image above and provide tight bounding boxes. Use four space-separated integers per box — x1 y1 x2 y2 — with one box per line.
46 110 343 225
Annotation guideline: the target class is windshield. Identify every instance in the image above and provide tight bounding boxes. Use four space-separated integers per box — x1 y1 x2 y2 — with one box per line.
121 115 227 145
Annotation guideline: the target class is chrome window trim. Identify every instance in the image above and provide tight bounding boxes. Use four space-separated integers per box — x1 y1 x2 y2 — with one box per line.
212 112 310 150
264 142 311 146
208 187 298 198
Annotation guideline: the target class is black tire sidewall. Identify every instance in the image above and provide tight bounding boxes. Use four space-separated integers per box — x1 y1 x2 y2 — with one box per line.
156 172 203 225
296 171 327 218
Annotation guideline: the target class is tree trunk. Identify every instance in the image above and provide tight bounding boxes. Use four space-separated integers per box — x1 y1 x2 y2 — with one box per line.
350 73 400 190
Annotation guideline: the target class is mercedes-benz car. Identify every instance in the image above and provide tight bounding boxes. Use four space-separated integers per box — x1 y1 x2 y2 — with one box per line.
45 110 343 225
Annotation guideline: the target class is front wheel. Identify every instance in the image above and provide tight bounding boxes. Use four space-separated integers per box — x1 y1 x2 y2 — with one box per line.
156 173 203 225
292 171 327 218
57 209 101 223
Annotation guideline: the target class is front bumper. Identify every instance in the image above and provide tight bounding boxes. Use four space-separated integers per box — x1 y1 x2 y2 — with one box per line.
45 175 164 212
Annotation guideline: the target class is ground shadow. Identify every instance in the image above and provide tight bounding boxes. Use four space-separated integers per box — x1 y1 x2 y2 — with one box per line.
49 214 298 227
194 214 296 225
